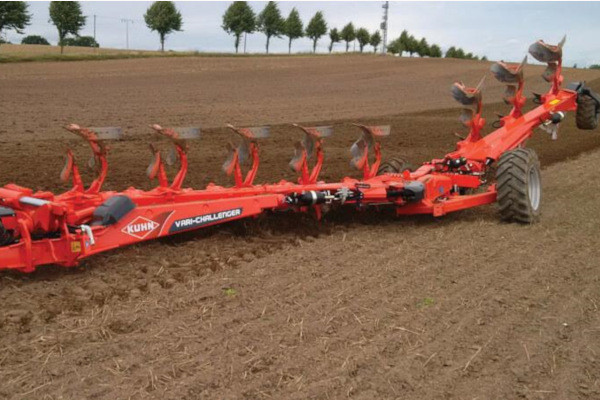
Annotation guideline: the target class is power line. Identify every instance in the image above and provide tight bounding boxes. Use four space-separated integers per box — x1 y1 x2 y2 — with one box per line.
120 19 135 50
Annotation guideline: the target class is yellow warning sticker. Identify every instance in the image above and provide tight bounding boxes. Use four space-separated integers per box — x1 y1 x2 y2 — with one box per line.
71 241 81 253
549 99 560 105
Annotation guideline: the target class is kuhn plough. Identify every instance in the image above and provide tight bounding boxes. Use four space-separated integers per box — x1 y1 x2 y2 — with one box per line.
0 38 598 272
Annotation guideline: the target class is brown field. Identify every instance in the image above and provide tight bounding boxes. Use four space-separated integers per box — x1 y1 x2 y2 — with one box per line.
0 43 165 56
0 55 599 400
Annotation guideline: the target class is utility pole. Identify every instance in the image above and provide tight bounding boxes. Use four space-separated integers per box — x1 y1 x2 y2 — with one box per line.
121 18 134 50
381 1 389 54
93 15 97 42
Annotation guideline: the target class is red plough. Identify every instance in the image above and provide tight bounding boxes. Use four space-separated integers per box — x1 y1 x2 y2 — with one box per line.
0 38 598 272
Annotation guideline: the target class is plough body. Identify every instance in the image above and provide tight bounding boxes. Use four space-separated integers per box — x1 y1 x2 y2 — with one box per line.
1 38 598 272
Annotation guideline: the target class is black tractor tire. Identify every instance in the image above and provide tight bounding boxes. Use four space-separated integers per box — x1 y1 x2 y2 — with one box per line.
377 157 415 175
496 148 542 224
576 94 599 130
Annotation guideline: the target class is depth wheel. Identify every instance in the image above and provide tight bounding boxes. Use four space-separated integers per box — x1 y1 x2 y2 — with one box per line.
377 157 414 175
496 148 541 224
576 94 599 130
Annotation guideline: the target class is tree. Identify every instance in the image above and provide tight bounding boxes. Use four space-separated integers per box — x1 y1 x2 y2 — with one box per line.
370 30 381 53
256 1 284 54
144 1 183 52
387 37 403 55
340 22 355 52
305 11 327 53
481 55 488 62
429 44 442 58
49 2 86 54
283 7 302 54
63 35 99 47
398 30 410 55
222 1 256 54
0 1 30 48
445 46 456 58
455 48 465 59
22 35 50 45
406 34 418 56
356 28 370 53
328 27 340 53
417 37 429 57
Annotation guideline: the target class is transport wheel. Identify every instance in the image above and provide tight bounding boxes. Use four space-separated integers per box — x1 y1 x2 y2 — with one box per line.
496 148 541 224
576 94 599 130
377 157 414 175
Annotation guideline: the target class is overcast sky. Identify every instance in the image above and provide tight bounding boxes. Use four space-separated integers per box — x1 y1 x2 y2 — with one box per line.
4 1 600 66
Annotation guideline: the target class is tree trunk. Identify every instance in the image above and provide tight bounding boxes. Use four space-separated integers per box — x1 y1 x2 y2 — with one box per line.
235 34 240 53
266 35 270 54
288 37 292 54
313 38 317 53
160 34 165 52
328 42 333 53
345 41 349 52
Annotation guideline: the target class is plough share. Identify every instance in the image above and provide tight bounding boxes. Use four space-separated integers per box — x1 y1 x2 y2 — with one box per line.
1 38 598 272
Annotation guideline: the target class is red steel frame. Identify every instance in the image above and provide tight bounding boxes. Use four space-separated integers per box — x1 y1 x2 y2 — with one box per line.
0 40 584 272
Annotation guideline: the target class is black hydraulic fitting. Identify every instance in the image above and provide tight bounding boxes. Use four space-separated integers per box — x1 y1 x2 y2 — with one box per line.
290 191 327 206
446 157 467 169
387 181 425 202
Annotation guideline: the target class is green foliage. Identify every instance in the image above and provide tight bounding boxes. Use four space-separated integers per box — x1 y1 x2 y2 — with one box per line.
305 11 327 53
389 30 485 60
387 37 403 55
49 2 86 54
429 44 442 58
340 22 355 52
144 1 183 52
399 30 409 46
445 46 481 60
223 287 237 297
328 27 340 53
417 37 429 57
355 27 370 53
222 1 256 53
481 56 488 61
62 35 99 47
406 35 418 56
370 30 381 53
417 297 435 308
590 64 600 70
0 1 31 44
21 35 50 45
283 7 303 54
0 36 9 44
257 1 284 54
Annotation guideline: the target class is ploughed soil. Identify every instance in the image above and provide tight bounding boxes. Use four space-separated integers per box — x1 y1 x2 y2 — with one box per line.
0 55 599 400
